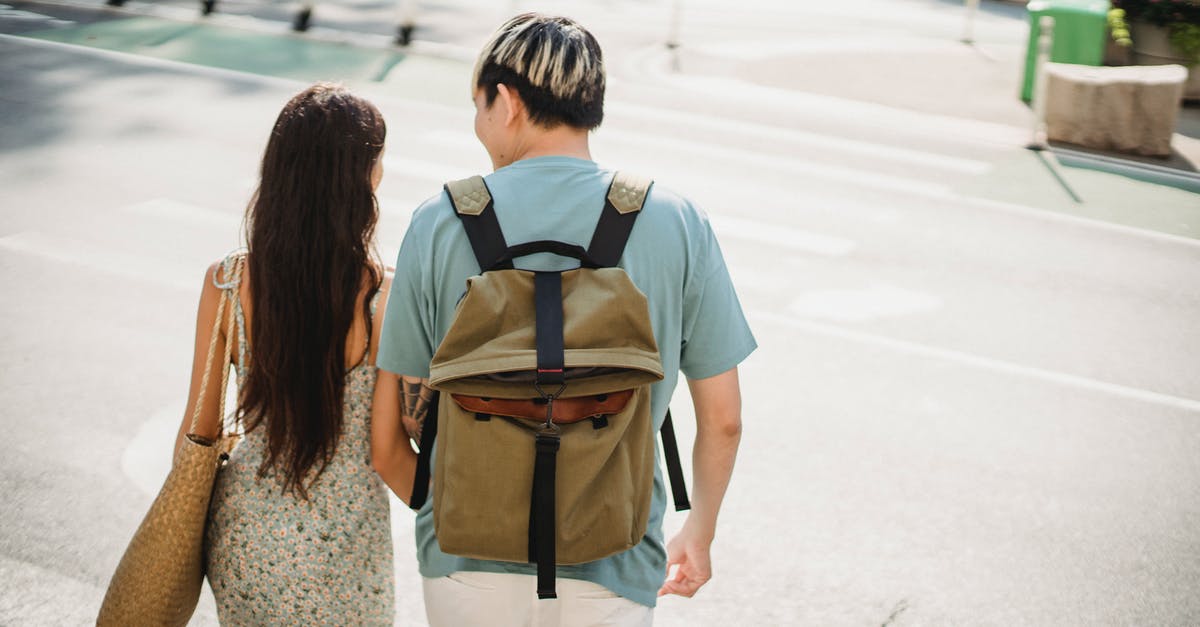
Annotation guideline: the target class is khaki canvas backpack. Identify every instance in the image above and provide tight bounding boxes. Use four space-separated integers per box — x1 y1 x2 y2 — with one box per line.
407 172 690 599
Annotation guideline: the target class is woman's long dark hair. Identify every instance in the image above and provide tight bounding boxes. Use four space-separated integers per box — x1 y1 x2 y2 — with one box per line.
240 83 385 498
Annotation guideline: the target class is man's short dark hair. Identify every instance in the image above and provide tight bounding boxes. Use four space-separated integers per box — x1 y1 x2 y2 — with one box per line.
473 13 605 130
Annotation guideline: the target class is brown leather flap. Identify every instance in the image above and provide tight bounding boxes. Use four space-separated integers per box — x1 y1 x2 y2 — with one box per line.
451 390 634 424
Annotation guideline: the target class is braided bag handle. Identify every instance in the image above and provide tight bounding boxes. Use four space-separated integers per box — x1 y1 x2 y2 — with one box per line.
187 254 243 442
97 254 246 626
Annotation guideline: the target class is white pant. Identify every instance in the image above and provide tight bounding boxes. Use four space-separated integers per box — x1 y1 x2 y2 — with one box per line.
422 572 654 627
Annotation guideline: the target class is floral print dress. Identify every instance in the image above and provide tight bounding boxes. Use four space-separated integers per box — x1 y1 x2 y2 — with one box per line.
204 254 394 625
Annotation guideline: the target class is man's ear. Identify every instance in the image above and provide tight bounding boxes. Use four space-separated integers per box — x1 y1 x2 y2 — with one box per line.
495 83 524 127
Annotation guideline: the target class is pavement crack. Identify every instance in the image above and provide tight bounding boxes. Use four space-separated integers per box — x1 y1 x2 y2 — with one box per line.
880 598 909 627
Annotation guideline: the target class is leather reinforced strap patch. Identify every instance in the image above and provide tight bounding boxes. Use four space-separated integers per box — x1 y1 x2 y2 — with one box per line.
451 390 634 424
445 175 491 216
606 171 652 215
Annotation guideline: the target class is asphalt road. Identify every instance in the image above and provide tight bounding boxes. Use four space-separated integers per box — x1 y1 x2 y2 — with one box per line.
2 1 1199 625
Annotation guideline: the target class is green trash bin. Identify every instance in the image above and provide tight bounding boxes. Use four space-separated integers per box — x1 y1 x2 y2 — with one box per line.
1021 0 1110 101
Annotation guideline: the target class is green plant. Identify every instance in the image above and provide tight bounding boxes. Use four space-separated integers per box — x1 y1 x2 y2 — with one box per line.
1108 8 1133 47
1108 1 1200 65
1169 22 1200 65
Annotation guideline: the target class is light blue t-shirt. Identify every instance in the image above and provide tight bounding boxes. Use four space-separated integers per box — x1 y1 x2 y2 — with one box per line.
378 156 756 608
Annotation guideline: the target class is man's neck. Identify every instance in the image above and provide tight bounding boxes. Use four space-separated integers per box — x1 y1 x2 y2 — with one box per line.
501 125 592 167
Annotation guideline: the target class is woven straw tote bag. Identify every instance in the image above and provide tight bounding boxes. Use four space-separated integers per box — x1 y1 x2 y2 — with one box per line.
97 257 243 626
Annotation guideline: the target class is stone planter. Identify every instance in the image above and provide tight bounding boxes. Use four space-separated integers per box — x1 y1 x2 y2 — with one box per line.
1129 21 1200 100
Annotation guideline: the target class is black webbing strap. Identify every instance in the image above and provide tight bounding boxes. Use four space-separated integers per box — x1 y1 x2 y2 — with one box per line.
408 392 440 510
444 178 512 272
533 272 565 387
530 430 560 599
587 172 652 268
493 241 602 270
661 410 691 512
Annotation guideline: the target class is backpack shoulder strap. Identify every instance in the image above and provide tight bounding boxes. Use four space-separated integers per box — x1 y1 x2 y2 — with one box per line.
587 171 653 268
445 175 512 272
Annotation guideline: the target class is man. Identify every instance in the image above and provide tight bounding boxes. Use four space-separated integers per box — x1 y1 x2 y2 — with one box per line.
375 13 755 625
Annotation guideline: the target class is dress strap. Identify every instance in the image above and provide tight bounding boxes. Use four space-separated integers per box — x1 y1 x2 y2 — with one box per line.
369 288 382 318
213 250 248 381
212 250 245 290
359 287 384 366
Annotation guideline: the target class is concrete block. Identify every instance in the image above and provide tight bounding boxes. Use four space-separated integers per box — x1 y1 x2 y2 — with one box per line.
1043 62 1186 157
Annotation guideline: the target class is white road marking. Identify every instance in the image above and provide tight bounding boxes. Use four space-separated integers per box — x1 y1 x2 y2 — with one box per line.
0 231 196 291
0 4 72 24
418 129 479 151
0 32 307 89
121 197 241 230
684 35 985 59
383 154 475 183
595 128 951 197
754 310 1200 414
790 284 943 321
627 43 1028 149
121 403 183 496
709 214 855 257
606 102 991 176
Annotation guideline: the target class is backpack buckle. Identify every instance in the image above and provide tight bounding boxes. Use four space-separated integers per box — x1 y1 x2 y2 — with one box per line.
535 425 561 446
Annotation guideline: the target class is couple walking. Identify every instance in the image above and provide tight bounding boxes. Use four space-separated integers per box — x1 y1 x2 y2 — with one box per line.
178 13 755 626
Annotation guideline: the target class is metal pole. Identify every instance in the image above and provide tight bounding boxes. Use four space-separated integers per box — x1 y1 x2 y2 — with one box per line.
1028 16 1054 150
396 0 416 46
293 1 314 32
962 0 980 43
666 0 682 50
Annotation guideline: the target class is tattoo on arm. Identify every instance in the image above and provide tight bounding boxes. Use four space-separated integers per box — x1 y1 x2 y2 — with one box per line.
399 377 433 440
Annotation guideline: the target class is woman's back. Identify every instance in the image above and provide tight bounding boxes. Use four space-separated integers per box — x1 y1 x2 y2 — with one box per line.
159 83 395 623
204 252 394 625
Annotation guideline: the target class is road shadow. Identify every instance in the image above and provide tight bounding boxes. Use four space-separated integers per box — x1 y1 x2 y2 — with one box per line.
0 36 280 185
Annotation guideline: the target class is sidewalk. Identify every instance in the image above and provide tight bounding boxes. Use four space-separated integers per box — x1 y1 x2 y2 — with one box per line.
666 0 1200 172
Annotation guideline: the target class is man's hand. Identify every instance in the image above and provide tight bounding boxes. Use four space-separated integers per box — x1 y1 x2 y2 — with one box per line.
658 522 714 597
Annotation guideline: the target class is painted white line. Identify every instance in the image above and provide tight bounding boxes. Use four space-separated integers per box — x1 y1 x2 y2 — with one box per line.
121 402 184 496
692 35 982 60
121 197 242 230
418 129 479 151
607 102 991 176
946 193 1200 249
382 155 474 183
0 4 73 24
595 128 951 197
754 310 1200 413
0 231 196 291
627 44 1027 149
0 32 305 89
709 214 855 257
790 284 942 322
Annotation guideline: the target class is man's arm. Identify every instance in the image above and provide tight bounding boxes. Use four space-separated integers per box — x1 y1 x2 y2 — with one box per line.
370 372 432 505
658 366 743 598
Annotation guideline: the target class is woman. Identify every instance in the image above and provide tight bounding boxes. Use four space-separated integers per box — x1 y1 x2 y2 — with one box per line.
172 83 394 624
